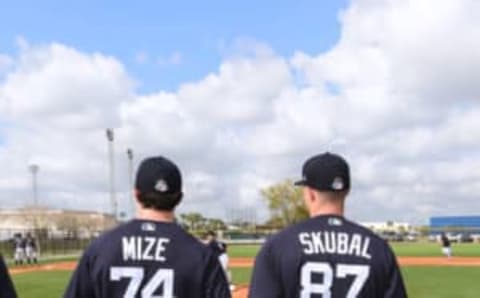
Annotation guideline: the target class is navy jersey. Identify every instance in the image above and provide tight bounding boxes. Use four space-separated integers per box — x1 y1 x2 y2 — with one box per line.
65 219 231 298
249 215 407 298
26 237 37 249
0 255 17 298
441 235 450 247
13 238 23 250
208 240 227 257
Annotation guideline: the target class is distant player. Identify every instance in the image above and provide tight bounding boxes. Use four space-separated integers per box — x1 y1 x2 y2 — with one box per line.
12 234 25 266
249 152 407 298
25 233 38 264
65 156 230 298
441 232 452 258
0 253 17 298
205 230 233 290
205 231 228 273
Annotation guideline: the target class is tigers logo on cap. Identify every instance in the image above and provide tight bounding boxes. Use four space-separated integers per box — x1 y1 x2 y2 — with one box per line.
154 179 169 192
332 177 344 190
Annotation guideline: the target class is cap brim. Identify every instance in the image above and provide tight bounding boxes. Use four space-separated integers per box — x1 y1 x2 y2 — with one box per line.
294 180 307 186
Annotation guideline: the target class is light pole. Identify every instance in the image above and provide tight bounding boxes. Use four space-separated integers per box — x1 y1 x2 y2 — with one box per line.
126 148 134 217
106 129 117 219
29 164 39 207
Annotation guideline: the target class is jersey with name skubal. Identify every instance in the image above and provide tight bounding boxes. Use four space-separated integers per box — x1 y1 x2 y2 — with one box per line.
249 215 407 298
64 220 231 298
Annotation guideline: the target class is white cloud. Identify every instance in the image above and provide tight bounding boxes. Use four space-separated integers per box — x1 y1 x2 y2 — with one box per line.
0 42 135 213
0 54 13 75
0 42 133 128
1 0 480 223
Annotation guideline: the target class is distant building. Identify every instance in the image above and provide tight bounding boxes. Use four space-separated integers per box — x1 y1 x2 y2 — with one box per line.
430 216 480 235
360 221 412 234
0 207 117 240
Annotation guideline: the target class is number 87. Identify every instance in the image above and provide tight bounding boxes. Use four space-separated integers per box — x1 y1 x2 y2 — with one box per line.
300 262 370 298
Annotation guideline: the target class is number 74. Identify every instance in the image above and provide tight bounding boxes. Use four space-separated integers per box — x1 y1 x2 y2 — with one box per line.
110 267 174 298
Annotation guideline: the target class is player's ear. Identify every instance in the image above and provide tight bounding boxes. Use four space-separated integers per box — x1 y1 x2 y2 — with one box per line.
302 187 314 207
307 187 316 203
134 189 141 201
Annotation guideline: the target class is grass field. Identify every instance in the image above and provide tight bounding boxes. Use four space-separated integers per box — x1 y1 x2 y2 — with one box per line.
392 242 480 257
5 255 79 266
9 242 480 298
13 271 71 297
11 266 480 298
229 242 480 258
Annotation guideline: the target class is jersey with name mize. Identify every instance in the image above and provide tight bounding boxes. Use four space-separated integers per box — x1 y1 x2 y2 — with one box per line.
64 219 231 298
0 254 17 298
249 215 407 298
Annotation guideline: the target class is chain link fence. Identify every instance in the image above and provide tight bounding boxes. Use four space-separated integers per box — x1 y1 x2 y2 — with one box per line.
0 228 95 260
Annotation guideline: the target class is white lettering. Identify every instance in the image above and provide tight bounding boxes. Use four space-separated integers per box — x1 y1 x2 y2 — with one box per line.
324 232 336 254
349 234 362 257
155 238 169 261
136 237 142 260
299 233 314 255
122 237 170 262
311 232 325 254
299 231 371 260
143 237 156 261
337 233 349 255
361 237 371 260
122 237 136 261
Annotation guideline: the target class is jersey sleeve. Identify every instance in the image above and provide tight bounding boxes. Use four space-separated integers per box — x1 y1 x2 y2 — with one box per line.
64 250 95 298
203 250 231 298
384 246 407 298
248 240 282 298
0 255 17 298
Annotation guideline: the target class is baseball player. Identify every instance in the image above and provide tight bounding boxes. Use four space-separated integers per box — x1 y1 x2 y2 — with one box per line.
12 234 25 266
205 231 228 273
65 156 230 298
25 233 38 264
0 253 17 298
205 231 233 290
249 152 407 298
440 232 452 258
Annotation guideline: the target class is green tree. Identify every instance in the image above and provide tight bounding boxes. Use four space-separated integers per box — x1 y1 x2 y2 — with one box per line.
205 218 227 231
261 179 309 228
179 213 227 233
179 212 205 231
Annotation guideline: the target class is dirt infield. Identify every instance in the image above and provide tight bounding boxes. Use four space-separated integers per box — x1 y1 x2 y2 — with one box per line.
230 256 480 268
230 257 255 268
398 256 480 266
232 285 249 298
9 257 480 298
9 261 76 275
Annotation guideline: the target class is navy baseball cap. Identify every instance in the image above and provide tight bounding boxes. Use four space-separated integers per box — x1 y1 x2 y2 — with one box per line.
294 152 350 192
135 156 182 195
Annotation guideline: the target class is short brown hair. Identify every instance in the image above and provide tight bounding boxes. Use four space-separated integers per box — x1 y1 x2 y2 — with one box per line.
137 191 182 211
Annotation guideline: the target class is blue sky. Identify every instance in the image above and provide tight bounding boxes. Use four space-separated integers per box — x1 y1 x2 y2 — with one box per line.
0 0 347 93
3 0 477 222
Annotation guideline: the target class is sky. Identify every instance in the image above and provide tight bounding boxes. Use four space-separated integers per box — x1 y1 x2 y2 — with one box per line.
1 0 480 224
0 0 347 92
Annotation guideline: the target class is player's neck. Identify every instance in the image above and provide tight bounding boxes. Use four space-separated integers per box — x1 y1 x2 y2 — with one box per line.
136 208 175 223
309 204 344 218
